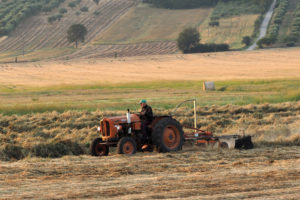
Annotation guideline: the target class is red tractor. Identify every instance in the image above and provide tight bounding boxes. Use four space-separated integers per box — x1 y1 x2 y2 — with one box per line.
90 100 253 156
90 110 184 156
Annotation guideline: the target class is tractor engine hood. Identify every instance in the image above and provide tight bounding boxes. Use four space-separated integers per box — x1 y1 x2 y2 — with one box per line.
100 114 142 140
103 114 141 124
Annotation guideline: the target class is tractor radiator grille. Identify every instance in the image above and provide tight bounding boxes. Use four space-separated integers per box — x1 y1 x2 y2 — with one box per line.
101 122 104 136
105 121 110 136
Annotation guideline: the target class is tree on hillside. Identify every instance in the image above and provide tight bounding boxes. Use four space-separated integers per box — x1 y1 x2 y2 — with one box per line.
67 24 87 48
242 36 252 46
177 27 200 53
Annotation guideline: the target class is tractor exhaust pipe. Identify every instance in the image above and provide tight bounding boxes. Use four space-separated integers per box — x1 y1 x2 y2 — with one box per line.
126 109 131 124
126 109 132 134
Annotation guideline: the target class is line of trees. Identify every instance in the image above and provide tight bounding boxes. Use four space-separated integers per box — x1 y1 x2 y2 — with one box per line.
285 3 300 46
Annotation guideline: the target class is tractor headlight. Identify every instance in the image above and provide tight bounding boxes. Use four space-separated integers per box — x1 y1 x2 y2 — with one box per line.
114 125 121 131
97 126 102 136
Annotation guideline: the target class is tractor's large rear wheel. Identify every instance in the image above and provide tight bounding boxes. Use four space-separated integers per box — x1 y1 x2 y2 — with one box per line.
152 118 184 152
90 138 109 156
117 137 137 155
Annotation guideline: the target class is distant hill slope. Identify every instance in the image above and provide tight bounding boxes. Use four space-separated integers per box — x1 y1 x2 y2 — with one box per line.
0 0 137 52
0 0 298 62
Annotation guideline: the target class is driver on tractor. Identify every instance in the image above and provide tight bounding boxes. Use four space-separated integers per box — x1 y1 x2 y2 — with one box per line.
139 99 153 148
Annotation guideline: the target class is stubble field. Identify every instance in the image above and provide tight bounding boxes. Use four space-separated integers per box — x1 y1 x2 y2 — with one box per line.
0 146 299 199
1 47 300 86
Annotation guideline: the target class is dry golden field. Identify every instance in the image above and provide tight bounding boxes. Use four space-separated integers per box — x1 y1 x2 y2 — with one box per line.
0 146 299 199
0 48 300 87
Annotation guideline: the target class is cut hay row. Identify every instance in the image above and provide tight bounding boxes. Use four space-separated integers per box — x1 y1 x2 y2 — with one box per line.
64 41 178 59
0 0 137 52
0 146 299 199
0 102 299 161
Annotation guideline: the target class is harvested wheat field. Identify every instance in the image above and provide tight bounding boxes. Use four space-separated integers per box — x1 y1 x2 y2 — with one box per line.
0 48 300 87
0 146 299 199
1 102 300 199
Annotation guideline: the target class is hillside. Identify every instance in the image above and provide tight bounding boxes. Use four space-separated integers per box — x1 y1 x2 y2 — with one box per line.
0 0 299 61
271 0 300 47
0 0 271 61
0 0 138 61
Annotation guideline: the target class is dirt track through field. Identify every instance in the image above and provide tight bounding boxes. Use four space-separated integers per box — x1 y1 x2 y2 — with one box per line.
0 146 299 199
248 0 277 50
0 48 300 86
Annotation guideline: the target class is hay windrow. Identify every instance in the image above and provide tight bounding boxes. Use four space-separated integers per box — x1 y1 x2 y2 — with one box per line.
0 102 299 161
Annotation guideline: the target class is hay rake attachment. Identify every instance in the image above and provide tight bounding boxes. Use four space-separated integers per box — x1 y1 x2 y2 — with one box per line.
173 99 253 150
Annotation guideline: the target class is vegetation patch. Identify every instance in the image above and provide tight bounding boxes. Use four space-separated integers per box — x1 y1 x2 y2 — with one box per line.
210 0 273 46
259 0 289 47
94 4 211 45
0 0 65 36
177 27 229 53
285 1 300 46
144 0 218 9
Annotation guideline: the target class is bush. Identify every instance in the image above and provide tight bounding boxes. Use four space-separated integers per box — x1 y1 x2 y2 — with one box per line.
209 21 219 27
286 42 295 47
48 14 63 23
93 0 100 4
242 36 252 46
68 2 76 8
257 37 273 48
56 14 63 21
93 10 101 16
80 6 89 12
59 8 67 14
191 43 229 53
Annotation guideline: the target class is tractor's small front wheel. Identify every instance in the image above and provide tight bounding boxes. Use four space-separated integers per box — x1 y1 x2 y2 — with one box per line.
90 138 109 156
117 137 137 155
